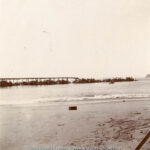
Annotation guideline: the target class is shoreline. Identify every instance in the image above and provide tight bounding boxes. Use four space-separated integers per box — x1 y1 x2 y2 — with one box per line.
0 97 150 107
0 99 150 150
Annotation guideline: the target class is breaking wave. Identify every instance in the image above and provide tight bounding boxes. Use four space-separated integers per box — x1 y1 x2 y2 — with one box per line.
37 93 150 105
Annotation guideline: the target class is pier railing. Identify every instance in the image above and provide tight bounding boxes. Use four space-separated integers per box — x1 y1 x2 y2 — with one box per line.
0 77 79 81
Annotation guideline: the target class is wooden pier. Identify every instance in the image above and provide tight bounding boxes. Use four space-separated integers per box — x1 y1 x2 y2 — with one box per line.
0 77 79 83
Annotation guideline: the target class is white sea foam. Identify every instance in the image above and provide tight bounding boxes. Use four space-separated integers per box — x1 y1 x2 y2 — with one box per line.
36 93 150 104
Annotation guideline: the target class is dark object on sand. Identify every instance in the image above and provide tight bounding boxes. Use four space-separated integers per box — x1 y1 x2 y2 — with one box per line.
135 130 150 150
69 106 77 110
123 100 126 102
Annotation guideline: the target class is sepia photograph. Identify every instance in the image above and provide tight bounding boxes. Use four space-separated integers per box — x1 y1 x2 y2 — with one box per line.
0 0 150 150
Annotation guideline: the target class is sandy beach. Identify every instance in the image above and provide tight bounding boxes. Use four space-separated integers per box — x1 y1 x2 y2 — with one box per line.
0 99 150 150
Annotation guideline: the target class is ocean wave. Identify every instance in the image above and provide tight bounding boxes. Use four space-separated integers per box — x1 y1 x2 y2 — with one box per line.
1 93 150 106
37 93 150 104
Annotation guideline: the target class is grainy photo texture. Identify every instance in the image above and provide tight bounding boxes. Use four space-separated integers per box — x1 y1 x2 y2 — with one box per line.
0 0 150 150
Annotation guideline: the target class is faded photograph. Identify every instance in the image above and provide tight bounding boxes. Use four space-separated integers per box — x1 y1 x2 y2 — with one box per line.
0 0 150 150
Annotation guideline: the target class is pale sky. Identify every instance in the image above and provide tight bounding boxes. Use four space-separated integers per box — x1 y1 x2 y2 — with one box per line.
0 0 150 78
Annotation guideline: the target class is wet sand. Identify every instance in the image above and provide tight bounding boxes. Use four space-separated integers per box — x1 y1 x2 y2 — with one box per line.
0 100 150 150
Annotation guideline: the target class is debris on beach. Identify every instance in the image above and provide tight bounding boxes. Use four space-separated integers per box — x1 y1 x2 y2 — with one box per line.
69 106 77 110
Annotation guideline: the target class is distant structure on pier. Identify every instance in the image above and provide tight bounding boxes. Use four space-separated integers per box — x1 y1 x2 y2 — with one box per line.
145 74 150 78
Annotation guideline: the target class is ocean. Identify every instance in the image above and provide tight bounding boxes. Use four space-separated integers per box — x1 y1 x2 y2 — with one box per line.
0 78 150 106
